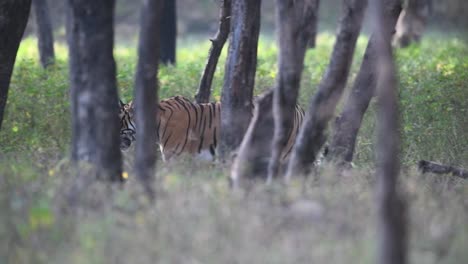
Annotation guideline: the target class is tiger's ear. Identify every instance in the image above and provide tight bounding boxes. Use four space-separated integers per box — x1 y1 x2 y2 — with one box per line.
119 99 125 108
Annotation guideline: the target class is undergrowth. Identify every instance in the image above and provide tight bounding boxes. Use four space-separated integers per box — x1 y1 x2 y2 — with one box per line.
0 32 466 263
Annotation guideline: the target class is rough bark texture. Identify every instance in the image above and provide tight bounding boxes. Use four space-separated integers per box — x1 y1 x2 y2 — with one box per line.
393 0 430 48
67 0 122 181
134 0 163 200
327 0 402 166
219 0 261 159
195 0 231 104
0 0 32 130
286 0 367 179
230 89 275 189
305 0 320 48
33 0 55 68
268 0 320 180
418 160 468 179
372 0 407 263
159 0 176 64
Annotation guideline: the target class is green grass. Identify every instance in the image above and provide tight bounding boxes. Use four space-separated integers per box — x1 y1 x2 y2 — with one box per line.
0 32 467 263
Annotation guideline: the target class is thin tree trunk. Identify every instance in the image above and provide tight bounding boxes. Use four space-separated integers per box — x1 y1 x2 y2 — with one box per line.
134 0 163 200
219 0 261 159
33 0 55 68
286 0 367 179
67 0 122 181
160 0 176 64
195 0 231 104
327 0 402 166
0 0 32 130
372 0 407 262
268 0 320 181
230 0 318 184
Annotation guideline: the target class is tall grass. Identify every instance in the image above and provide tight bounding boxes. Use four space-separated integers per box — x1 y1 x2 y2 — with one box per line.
0 33 466 263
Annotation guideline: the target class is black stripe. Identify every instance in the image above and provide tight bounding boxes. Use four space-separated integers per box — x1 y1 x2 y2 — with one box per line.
208 103 213 128
213 126 217 148
174 98 192 155
198 112 207 153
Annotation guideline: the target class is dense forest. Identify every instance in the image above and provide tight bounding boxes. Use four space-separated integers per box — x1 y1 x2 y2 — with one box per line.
0 0 467 263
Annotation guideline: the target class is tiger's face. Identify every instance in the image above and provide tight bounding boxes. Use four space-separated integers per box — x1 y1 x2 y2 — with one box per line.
119 100 136 150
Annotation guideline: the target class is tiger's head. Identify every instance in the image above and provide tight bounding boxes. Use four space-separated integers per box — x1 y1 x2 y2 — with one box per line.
119 100 136 150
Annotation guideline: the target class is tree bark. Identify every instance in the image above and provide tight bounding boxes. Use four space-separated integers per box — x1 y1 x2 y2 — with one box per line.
305 0 320 48
372 0 407 263
195 0 231 104
134 0 163 200
393 0 430 48
67 0 122 181
230 89 275 188
159 0 176 64
268 0 320 181
219 0 261 159
0 0 32 130
285 0 368 179
327 0 402 167
33 0 55 68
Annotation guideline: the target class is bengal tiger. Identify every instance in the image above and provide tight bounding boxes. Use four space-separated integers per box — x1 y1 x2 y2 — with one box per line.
119 95 304 162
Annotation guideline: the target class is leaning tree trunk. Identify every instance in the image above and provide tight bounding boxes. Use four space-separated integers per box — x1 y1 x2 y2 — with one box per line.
0 0 32 130
67 0 122 181
33 0 55 68
285 0 368 179
159 0 176 64
219 0 261 159
134 0 163 200
230 0 319 185
372 0 408 263
195 0 231 104
268 0 320 181
327 0 402 167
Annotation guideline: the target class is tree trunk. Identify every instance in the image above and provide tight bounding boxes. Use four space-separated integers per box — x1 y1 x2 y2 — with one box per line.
230 90 279 189
372 0 407 262
393 0 430 48
268 0 320 181
327 0 402 167
305 0 320 48
0 0 32 130
285 0 367 179
159 0 176 64
219 0 261 159
33 0 55 68
67 0 122 181
134 0 163 200
195 0 231 104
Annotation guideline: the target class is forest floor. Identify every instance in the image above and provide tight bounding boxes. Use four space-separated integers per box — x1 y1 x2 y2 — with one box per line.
1 32 467 263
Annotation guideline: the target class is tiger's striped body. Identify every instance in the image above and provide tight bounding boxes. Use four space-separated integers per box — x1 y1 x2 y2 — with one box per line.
157 96 221 161
119 96 304 162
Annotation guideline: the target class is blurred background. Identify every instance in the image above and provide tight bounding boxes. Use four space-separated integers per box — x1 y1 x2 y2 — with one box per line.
23 0 468 43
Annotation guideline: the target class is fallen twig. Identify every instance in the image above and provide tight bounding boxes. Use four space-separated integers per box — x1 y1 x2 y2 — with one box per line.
418 160 468 179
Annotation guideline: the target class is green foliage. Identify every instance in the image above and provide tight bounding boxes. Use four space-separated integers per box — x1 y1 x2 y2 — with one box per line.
397 34 468 165
0 33 467 263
